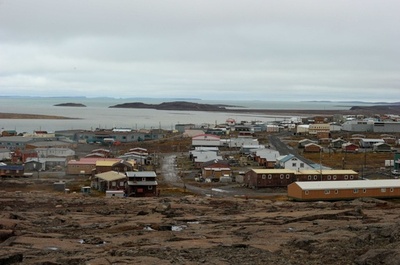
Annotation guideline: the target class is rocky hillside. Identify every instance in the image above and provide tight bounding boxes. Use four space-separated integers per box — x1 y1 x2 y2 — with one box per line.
1 184 400 264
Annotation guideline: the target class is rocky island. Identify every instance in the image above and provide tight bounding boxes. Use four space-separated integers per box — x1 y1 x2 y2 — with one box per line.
54 103 86 107
109 101 400 116
109 101 240 111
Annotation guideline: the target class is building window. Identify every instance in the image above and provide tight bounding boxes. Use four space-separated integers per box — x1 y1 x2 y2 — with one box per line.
262 174 266 179
292 163 297 167
333 175 337 180
353 189 359 194
334 189 339 194
344 175 348 180
308 175 312 180
381 188 386 193
363 189 367 193
142 177 146 181
120 181 124 186
327 175 331 180
148 186 153 190
390 188 394 192
112 181 116 187
300 163 304 168
268 174 272 179
313 175 317 180
350 175 354 180
286 174 290 179
324 190 330 194
305 190 309 195
280 174 284 179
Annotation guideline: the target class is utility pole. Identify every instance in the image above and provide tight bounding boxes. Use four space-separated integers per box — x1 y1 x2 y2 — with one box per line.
319 148 323 181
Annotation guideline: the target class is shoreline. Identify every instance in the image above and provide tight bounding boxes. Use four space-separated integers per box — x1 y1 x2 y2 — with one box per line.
0 113 79 120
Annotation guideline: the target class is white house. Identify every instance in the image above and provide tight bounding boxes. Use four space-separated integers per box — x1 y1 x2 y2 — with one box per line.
228 137 259 148
276 154 313 171
0 148 11 161
35 147 75 158
192 134 221 147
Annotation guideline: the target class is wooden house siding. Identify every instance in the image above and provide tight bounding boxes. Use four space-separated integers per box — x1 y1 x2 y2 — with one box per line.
244 169 296 189
295 170 359 181
0 165 25 177
67 164 95 175
288 180 400 201
342 143 359 153
304 144 322 153
125 171 158 197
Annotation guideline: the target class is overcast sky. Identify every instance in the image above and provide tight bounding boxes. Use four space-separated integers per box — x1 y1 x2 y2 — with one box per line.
0 0 399 102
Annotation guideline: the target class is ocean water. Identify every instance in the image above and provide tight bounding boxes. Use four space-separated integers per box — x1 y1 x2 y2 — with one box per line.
0 97 367 133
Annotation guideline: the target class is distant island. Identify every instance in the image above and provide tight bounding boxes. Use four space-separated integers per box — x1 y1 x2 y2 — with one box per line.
54 103 86 107
109 101 400 115
109 101 240 111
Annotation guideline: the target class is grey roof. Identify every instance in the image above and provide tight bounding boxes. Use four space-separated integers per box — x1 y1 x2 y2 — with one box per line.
127 181 158 186
0 136 33 143
126 171 156 177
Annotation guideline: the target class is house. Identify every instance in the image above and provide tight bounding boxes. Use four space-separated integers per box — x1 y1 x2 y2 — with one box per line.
89 148 112 158
228 138 259 148
66 158 121 175
382 136 397 145
359 138 385 148
25 157 66 171
95 159 134 174
331 138 347 149
244 169 297 189
85 152 107 158
175 123 196 133
298 139 317 148
119 151 148 165
25 140 75 150
128 147 148 155
240 145 265 155
125 171 158 197
11 149 38 163
288 179 400 201
308 123 330 135
252 148 280 168
342 142 359 153
1 130 17 137
192 134 221 147
194 146 219 153
0 136 34 151
296 125 309 135
190 150 223 169
303 143 323 153
275 154 313 171
35 147 75 159
0 164 25 177
92 171 126 192
373 143 392 152
0 148 11 161
201 160 231 180
295 169 359 181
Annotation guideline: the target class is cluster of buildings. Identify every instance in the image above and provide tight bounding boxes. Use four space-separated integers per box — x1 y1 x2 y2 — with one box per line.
1 112 400 200
180 116 400 201
65 146 158 197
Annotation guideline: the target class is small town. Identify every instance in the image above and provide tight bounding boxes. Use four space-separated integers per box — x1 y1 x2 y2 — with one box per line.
1 111 400 199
